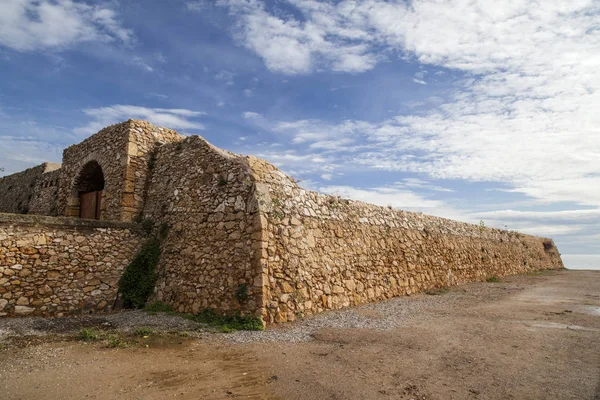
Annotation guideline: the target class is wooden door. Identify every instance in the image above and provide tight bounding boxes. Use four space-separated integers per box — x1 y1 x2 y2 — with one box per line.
80 191 101 219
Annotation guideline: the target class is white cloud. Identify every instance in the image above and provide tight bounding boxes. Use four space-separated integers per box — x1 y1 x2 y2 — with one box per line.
514 224 585 237
75 105 206 135
561 254 600 270
0 118 68 175
0 0 133 52
223 0 600 210
319 184 442 210
215 69 235 85
256 151 332 167
401 178 454 193
243 111 261 119
217 0 380 74
471 207 600 249
186 1 210 12
475 208 600 223
0 136 63 175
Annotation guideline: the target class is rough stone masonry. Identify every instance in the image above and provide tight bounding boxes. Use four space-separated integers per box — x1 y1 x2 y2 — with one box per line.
0 120 564 322
0 214 142 317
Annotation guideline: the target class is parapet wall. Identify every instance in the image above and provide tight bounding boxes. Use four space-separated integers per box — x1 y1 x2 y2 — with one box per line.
250 160 564 323
29 169 61 216
0 163 60 215
0 214 143 317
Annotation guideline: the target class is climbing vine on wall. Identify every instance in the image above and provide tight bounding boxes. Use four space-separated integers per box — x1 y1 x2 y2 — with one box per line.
118 225 164 309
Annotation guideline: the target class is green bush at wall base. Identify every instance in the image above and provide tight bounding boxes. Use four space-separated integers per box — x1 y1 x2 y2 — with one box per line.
145 301 174 313
118 237 161 309
236 284 249 303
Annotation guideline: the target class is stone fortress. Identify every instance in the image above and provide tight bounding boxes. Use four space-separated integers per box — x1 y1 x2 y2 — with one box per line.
0 120 564 323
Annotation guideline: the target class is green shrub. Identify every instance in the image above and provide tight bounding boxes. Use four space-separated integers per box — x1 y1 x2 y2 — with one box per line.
77 328 100 341
486 276 500 283
542 240 554 252
134 327 154 337
106 335 129 348
141 218 155 234
147 151 157 170
145 301 174 313
236 284 249 303
158 223 170 241
425 288 449 295
118 237 161 309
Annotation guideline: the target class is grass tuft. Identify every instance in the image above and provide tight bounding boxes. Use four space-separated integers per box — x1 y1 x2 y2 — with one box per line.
106 335 131 348
425 287 449 295
77 328 100 342
134 327 154 337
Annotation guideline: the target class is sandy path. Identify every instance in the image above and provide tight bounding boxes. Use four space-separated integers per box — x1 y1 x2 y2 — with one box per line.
1 270 599 399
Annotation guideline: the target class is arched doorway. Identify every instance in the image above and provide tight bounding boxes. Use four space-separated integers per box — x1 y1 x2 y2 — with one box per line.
74 161 104 219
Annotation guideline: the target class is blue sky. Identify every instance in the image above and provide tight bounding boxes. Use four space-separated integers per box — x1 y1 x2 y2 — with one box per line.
1 0 599 269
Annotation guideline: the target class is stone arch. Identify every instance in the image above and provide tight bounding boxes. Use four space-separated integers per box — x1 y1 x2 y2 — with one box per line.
70 160 105 219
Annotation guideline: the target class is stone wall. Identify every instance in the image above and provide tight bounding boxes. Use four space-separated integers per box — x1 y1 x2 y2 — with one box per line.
58 120 182 222
249 160 564 323
29 169 61 216
0 163 60 215
142 136 263 316
123 120 183 222
0 213 143 317
0 121 566 324
58 122 132 221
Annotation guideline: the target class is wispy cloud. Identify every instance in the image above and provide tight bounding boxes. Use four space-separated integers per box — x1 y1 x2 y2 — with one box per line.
215 69 235 85
186 1 211 12
401 178 454 193
316 184 475 225
216 0 379 74
222 0 600 209
320 184 442 209
75 105 206 135
0 0 133 52
0 118 67 175
475 208 600 223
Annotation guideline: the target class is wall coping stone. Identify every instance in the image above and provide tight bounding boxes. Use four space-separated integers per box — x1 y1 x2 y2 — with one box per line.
0 212 143 232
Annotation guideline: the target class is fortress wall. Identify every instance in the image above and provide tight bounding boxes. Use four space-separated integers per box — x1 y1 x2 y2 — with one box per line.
123 120 184 222
0 120 566 323
250 160 564 323
0 214 143 317
0 163 60 215
142 136 263 316
29 169 61 216
58 122 133 221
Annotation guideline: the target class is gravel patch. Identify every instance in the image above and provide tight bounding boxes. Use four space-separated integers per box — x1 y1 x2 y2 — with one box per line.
0 310 206 341
227 280 524 343
0 280 526 345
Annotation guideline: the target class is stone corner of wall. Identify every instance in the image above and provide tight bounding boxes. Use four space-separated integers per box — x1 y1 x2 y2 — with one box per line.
42 162 62 173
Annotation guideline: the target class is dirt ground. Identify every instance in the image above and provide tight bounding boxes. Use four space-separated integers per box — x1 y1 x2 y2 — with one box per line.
1 270 599 400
